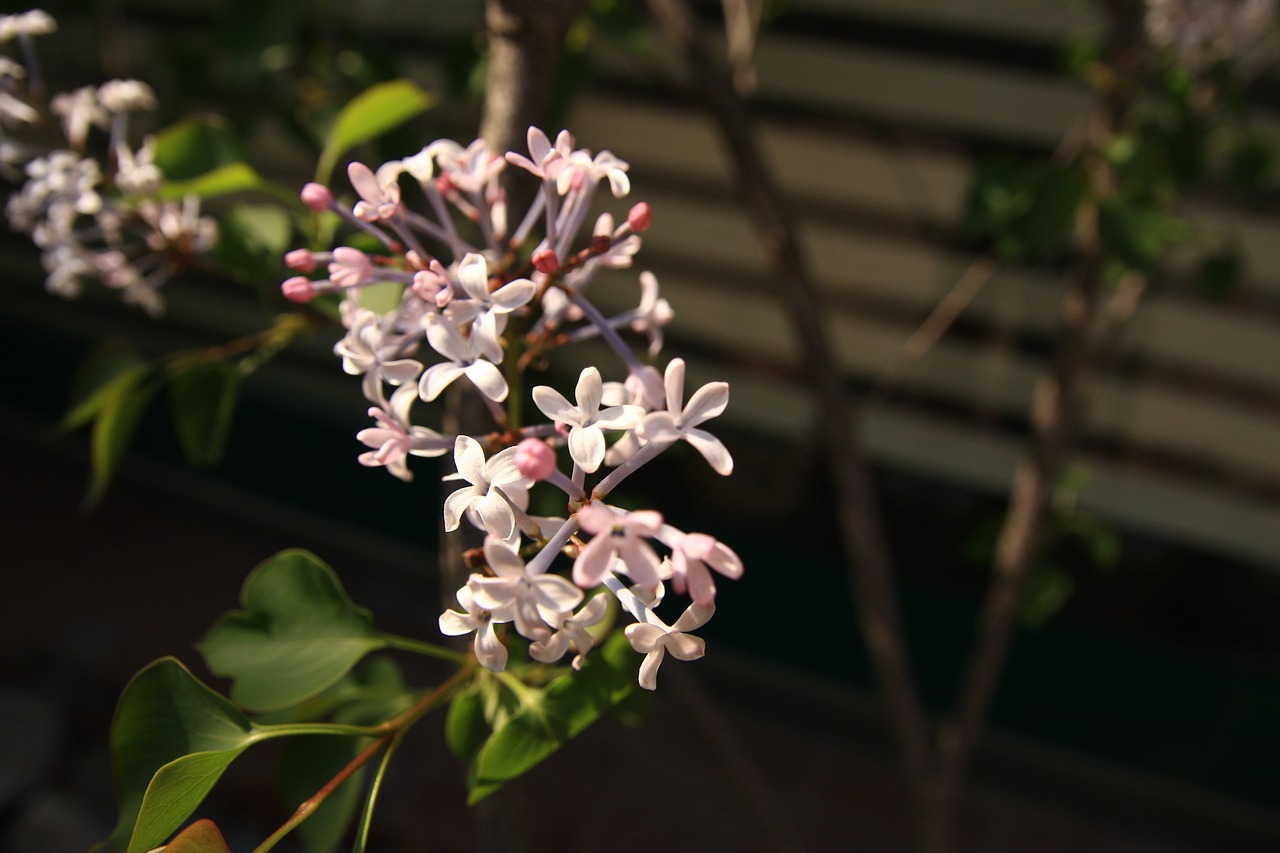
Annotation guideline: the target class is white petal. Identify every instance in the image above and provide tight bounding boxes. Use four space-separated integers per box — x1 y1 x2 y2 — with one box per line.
685 428 733 475
663 358 686 414
625 622 666 654
456 253 490 300
672 603 715 633
681 382 729 426
637 648 664 690
465 359 509 402
438 609 474 636
533 575 585 613
425 313 466 362
419 362 464 402
532 385 579 423
471 492 516 540
665 633 705 661
574 367 604 414
381 358 423 387
489 279 536 311
453 435 487 483
474 624 508 672
568 424 605 473
442 486 477 531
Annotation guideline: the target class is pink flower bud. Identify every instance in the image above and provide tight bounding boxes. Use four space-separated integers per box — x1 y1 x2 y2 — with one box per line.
627 202 652 233
284 248 316 273
282 276 316 303
514 438 558 482
300 182 333 211
532 248 560 274
329 246 373 289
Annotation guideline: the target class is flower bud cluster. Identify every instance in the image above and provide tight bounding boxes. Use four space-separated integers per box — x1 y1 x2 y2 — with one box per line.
1 10 216 316
285 127 740 689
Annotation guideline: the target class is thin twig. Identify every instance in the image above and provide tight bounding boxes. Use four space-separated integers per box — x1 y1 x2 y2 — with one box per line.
873 257 996 402
646 0 934 783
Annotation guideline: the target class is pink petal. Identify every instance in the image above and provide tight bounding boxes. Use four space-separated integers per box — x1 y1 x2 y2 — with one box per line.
347 161 381 204
572 536 614 588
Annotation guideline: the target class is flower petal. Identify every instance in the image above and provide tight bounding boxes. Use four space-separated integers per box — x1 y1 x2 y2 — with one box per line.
456 252 489 300
465 359 509 402
681 381 729 427
684 428 734 475
568 424 605 473
532 385 578 423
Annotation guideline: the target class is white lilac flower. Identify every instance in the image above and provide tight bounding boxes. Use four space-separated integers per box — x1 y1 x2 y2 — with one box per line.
529 593 610 669
631 271 673 357
114 138 162 196
428 137 504 194
439 583 513 672
573 502 664 591
334 309 423 401
505 126 573 183
671 532 743 606
442 436 527 540
50 86 105 148
356 384 451 481
468 538 583 643
348 160 402 223
624 602 714 690
531 366 644 473
638 357 733 475
418 312 508 402
0 10 55 42
445 252 535 361
562 148 630 197
96 79 156 113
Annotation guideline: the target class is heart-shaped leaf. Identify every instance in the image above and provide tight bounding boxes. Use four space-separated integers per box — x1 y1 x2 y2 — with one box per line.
107 659 256 853
198 550 387 712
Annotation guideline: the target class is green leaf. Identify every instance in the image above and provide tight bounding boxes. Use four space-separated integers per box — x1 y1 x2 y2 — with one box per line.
163 819 233 853
1016 160 1087 261
198 550 388 712
107 659 256 853
88 373 161 506
315 79 435 184
131 752 250 853
445 683 491 765
468 633 638 803
280 736 370 853
152 118 247 180
1097 196 1189 272
169 360 241 467
211 202 293 288
61 341 150 433
158 163 263 200
1019 565 1075 629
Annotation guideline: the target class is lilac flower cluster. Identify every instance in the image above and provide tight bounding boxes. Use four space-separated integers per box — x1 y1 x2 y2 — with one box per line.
1 10 216 316
282 128 743 689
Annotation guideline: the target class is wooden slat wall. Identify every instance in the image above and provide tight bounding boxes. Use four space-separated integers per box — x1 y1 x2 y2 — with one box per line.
82 0 1280 566
568 1 1280 567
